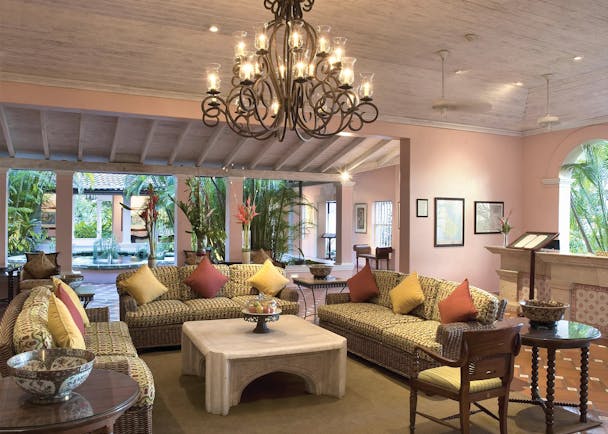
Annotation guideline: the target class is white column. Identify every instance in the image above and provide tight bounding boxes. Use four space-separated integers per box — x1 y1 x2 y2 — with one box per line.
557 177 572 253
55 170 74 272
121 195 131 244
96 198 103 239
0 168 8 266
335 181 354 265
175 175 192 265
225 177 244 262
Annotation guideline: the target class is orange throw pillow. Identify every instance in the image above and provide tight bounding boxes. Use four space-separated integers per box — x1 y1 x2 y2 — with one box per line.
347 262 379 302
438 278 478 323
184 256 229 298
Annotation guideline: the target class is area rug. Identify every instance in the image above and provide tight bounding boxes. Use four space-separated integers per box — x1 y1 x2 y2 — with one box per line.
141 350 602 434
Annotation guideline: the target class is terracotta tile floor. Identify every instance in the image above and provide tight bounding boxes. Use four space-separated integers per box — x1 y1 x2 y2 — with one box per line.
87 282 607 431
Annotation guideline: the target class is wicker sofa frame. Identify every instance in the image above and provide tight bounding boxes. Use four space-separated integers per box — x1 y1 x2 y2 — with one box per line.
0 290 152 434
318 275 507 379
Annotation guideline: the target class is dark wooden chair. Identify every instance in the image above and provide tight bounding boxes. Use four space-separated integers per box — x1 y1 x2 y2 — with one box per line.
360 246 393 270
353 244 371 271
409 324 522 434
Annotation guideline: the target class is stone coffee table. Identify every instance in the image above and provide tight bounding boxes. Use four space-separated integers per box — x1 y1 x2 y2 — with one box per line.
181 315 346 415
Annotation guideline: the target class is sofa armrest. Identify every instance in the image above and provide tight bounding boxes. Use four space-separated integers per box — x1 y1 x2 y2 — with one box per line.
496 298 508 321
326 293 351 304
119 293 138 321
277 287 298 302
93 359 131 376
85 307 109 322
436 321 497 360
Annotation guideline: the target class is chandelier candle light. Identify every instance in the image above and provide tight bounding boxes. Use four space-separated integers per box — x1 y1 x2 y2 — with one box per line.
235 197 260 264
201 0 379 141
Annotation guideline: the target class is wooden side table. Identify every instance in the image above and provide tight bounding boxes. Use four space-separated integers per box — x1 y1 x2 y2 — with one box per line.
292 275 348 319
0 369 139 433
510 320 601 434
74 286 95 308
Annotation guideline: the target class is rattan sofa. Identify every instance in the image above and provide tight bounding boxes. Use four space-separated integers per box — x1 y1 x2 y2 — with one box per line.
116 263 299 349
318 270 506 378
0 288 154 434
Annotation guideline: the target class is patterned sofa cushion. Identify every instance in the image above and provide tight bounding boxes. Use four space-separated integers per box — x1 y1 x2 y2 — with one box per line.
183 297 242 320
94 355 155 407
84 322 138 357
318 302 423 341
409 275 443 320
86 321 132 339
225 264 287 298
231 295 300 316
125 300 192 328
13 287 54 353
432 280 499 324
179 264 230 300
369 270 402 308
381 320 443 355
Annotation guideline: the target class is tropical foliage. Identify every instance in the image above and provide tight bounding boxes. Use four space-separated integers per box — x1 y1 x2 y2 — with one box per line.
8 170 55 255
245 179 314 261
563 142 608 253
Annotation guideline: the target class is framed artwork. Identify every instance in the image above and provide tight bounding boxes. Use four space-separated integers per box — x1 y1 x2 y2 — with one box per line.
416 199 428 218
434 197 465 247
508 232 559 250
354 203 367 233
474 201 504 234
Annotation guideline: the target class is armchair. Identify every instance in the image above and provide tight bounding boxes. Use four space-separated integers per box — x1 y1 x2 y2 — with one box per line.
409 323 522 434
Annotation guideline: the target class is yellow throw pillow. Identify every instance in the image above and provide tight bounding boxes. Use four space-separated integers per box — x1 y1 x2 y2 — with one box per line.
389 272 425 314
52 277 90 327
48 294 86 349
246 259 289 296
117 265 168 305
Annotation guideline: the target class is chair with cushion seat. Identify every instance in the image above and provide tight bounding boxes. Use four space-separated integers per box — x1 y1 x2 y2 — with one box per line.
360 246 393 270
19 251 61 291
409 323 522 434
353 244 371 271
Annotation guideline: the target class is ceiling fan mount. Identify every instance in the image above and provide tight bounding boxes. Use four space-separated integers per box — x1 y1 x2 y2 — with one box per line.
537 73 560 128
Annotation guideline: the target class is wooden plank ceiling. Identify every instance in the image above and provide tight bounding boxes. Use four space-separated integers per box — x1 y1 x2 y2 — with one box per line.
0 0 607 175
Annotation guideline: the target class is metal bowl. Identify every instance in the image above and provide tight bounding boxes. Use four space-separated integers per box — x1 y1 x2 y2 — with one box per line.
7 348 95 404
52 273 84 289
308 264 333 279
520 299 569 327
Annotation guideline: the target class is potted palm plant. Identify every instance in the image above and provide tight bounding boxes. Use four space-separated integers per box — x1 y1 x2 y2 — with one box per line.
121 183 160 267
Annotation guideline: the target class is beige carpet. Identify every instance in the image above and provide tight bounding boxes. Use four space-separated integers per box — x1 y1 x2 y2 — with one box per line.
141 350 602 434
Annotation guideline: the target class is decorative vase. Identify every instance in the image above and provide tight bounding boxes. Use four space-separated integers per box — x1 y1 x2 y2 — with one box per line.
148 257 157 268
242 225 251 264
503 232 509 247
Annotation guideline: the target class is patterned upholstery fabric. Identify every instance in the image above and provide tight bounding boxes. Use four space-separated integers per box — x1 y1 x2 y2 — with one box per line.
225 264 287 297
381 320 442 355
94 355 155 407
86 321 131 339
13 287 54 353
125 300 191 327
179 264 230 300
417 365 502 393
318 302 423 341
85 324 138 357
432 280 499 324
232 295 300 315
409 275 442 319
183 297 242 320
369 270 402 308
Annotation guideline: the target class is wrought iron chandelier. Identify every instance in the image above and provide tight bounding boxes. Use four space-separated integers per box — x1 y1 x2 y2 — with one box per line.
201 0 379 141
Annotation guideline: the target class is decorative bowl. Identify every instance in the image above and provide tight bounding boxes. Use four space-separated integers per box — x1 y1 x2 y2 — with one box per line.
520 299 569 327
308 264 333 279
52 273 84 289
7 348 95 404
243 296 281 333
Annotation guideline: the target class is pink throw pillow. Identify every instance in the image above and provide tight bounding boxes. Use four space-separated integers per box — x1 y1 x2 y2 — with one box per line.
184 256 229 298
347 262 379 302
438 278 478 323
56 283 85 335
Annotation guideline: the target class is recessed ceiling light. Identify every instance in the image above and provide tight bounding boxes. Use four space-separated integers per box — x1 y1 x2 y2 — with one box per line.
209 25 219 33
572 55 584 62
513 81 524 87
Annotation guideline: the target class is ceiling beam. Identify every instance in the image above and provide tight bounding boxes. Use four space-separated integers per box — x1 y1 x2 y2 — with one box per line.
274 140 306 171
168 122 192 166
298 136 342 172
196 125 226 167
109 117 122 163
40 111 50 160
320 137 367 173
377 149 400 167
0 157 342 183
139 119 158 164
223 137 249 168
345 139 392 171
77 113 86 161
0 106 15 157
249 138 276 169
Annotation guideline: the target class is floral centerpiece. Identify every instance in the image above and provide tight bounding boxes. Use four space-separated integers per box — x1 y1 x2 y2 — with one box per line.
121 183 159 266
174 177 215 256
235 197 259 264
499 210 512 246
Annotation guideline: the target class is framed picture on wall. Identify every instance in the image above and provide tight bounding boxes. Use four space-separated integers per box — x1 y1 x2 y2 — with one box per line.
434 197 465 247
474 201 504 234
416 199 428 217
354 203 367 233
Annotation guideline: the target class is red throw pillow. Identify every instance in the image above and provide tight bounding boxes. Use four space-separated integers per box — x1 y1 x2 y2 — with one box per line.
347 262 379 302
184 256 229 298
56 283 85 335
438 278 478 324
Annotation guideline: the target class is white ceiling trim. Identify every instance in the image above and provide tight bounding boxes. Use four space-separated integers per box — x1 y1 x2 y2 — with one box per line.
379 114 522 137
